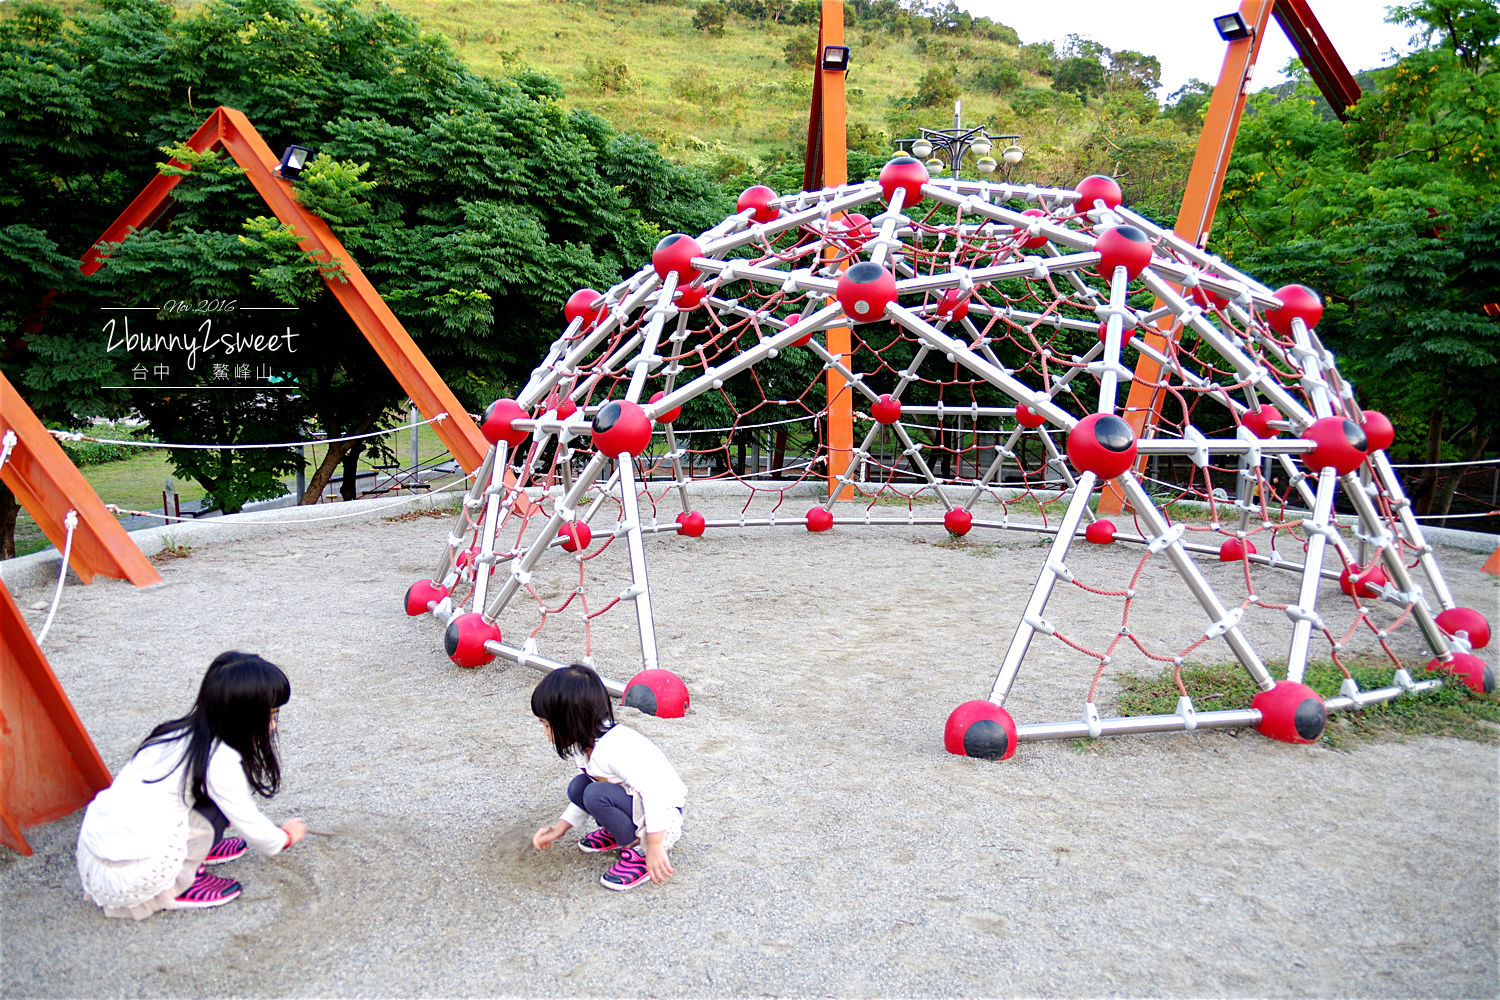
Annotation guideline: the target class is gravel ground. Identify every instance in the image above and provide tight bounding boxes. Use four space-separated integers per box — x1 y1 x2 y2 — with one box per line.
2 493 1497 998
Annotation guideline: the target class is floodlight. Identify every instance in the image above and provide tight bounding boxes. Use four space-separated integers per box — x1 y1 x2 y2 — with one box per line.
821 45 850 71
277 145 314 179
1214 12 1251 41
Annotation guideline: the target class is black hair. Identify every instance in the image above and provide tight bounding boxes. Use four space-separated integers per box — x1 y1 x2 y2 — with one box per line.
531 663 614 759
138 651 291 802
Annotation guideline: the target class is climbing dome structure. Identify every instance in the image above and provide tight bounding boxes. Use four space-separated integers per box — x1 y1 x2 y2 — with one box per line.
405 157 1493 758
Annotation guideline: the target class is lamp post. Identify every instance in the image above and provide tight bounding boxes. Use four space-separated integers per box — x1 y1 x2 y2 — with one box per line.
900 100 1022 180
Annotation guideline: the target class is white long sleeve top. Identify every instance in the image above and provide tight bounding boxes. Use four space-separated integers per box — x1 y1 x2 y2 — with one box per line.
560 724 686 844
79 736 287 862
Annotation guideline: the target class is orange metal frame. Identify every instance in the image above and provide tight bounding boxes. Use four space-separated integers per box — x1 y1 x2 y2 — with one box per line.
1103 0 1359 514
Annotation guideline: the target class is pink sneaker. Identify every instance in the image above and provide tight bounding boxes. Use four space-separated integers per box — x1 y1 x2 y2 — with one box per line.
578 828 620 854
171 867 242 909
600 848 650 891
205 837 247 865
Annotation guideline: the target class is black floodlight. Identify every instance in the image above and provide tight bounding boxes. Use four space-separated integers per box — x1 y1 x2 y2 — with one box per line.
821 45 850 72
277 145 314 179
1214 12 1252 41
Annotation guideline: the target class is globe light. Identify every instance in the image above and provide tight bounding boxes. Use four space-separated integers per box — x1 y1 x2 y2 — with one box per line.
924 157 946 175
971 138 992 156
1002 145 1025 165
912 138 933 158
975 156 998 174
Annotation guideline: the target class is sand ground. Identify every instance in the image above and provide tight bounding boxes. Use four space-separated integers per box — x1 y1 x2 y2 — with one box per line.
2 491 1497 998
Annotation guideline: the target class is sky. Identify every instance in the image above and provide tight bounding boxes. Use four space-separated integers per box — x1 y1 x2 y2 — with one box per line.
954 1 1422 100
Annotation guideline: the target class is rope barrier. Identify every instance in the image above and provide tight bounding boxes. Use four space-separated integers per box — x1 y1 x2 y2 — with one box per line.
49 413 451 452
0 430 15 470
34 510 76 646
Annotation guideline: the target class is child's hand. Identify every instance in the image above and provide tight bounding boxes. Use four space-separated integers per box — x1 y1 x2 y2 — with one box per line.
532 821 569 850
281 818 308 847
644 833 673 884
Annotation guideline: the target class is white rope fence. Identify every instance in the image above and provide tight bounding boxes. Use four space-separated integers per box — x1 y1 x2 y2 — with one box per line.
48 412 452 451
34 510 76 646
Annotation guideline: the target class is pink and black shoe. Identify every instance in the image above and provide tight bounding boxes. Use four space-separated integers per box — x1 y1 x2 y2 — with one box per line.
171 866 242 909
600 848 650 891
204 837 247 865
578 828 621 854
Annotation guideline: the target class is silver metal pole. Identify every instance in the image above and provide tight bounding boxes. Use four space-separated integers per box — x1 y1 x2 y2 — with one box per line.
614 454 662 671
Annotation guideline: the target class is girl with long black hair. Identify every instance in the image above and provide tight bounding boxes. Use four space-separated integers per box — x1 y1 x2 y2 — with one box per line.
75 652 307 918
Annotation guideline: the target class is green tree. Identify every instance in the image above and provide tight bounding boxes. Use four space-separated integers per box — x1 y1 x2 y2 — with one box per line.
692 2 727 35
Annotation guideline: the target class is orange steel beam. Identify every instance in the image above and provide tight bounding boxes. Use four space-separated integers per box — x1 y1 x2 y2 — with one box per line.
1 371 161 586
1106 0 1363 514
807 0 854 500
82 107 488 474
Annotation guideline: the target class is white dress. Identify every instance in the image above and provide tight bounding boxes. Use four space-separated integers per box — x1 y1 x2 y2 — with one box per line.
75 737 286 918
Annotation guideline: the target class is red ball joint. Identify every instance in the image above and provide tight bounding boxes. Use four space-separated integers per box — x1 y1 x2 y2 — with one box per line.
944 508 973 536
1218 537 1257 562
1189 275 1230 310
675 510 706 537
1302 417 1369 476
1436 607 1491 650
455 545 481 572
1360 410 1395 452
836 261 898 324
1266 284 1323 336
1426 652 1495 695
1094 225 1154 280
936 287 969 322
1241 405 1282 439
944 700 1018 760
564 288 606 331
1074 174 1122 214
623 668 690 718
736 184 779 223
674 283 708 311
648 390 681 425
1252 680 1326 744
652 233 703 282
481 398 530 448
558 521 591 553
1067 413 1138 479
782 313 812 347
1085 520 1116 544
1013 208 1049 249
836 213 873 251
871 393 902 425
1339 563 1387 600
554 398 578 421
879 155 930 206
591 399 653 457
444 612 500 668
404 579 449 616
1014 403 1047 429
805 506 834 532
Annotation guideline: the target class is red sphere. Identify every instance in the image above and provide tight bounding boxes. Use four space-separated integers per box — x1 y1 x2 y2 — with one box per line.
1266 284 1323 335
944 700 1018 760
591 399 653 457
1426 652 1495 694
555 398 578 421
649 390 681 425
1436 607 1491 650
674 284 708 311
1360 410 1395 452
836 213 873 251
623 668 691 718
1015 403 1047 429
806 506 834 532
652 233 703 282
1218 537 1257 562
1097 314 1137 343
836 261 898 324
444 612 500 668
1067 413 1138 480
1094 225 1154 280
1085 519 1116 544
564 288 606 331
559 521 592 553
1013 208 1049 250
404 579 449 616
1241 405 1282 439
871 393 902 425
455 545 481 572
879 155 929 206
675 510 706 537
783 313 812 347
1302 416 1369 476
736 184 779 223
1339 562 1388 599
1074 174 1122 214
1189 275 1231 310
1253 680 1326 744
936 287 969 322
481 398 530 448
944 508 973 536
